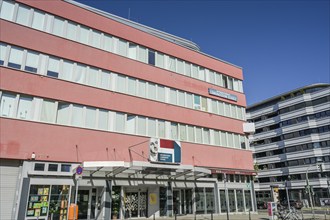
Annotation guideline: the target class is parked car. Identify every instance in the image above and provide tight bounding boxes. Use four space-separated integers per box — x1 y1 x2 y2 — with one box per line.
280 199 303 209
257 201 267 209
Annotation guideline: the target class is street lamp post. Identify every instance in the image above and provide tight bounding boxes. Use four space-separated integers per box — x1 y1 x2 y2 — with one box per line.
285 180 290 210
306 166 315 220
224 173 230 220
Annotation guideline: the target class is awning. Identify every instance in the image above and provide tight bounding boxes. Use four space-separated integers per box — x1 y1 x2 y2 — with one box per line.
73 161 211 181
210 168 256 176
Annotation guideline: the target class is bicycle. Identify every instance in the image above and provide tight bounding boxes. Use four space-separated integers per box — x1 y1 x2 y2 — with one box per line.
275 204 302 220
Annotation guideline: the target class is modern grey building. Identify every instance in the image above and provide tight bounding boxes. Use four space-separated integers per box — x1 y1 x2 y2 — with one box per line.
246 83 330 206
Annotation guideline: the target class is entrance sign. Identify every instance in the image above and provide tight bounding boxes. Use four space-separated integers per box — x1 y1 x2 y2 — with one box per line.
149 138 181 163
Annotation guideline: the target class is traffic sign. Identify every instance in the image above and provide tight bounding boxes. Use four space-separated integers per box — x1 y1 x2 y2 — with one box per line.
76 166 83 175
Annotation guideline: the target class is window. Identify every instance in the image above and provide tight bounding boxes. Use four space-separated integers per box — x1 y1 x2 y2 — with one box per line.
156 52 164 68
157 85 165 102
91 30 101 48
0 93 16 117
85 107 96 128
126 115 136 134
98 109 108 130
0 0 15 21
31 10 45 31
187 126 195 142
56 103 70 125
17 96 33 120
128 78 136 95
67 22 77 41
179 124 186 141
192 65 198 78
87 67 99 87
148 50 155 65
214 131 220 146
170 89 177 105
104 34 113 52
8 47 23 69
100 70 111 89
137 46 147 63
115 112 125 132
25 51 39 73
178 91 185 106
196 127 202 143
52 17 65 37
168 56 176 72
218 102 224 115
147 83 156 100
227 133 233 147
118 39 127 56
199 68 205 80
157 120 165 138
201 97 207 111
171 123 178 140
47 57 60 78
74 64 86 84
221 132 227 146
34 163 45 171
48 164 58 172
137 116 146 135
0 43 6 65
117 75 126 93
40 100 56 123
148 118 156 137
61 60 74 81
203 129 210 144
138 80 146 97
79 25 90 44
61 164 71 172
186 93 193 108
194 95 201 110
184 63 191 76
128 43 137 59
209 71 215 84
72 105 83 127
211 100 218 114
16 5 30 26
177 59 184 74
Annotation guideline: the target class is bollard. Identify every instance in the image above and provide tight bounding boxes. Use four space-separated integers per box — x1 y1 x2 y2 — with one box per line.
249 210 251 220
211 211 213 220
175 213 177 220
325 209 327 220
194 212 196 220
153 214 155 220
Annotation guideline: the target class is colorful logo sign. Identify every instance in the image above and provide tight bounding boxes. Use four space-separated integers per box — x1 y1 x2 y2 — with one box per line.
149 138 181 163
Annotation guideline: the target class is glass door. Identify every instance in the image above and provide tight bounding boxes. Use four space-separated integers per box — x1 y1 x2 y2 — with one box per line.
77 189 89 219
125 192 139 218
185 189 192 214
173 190 181 215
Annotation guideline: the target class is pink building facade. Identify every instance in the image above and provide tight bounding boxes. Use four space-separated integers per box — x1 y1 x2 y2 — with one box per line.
0 0 255 219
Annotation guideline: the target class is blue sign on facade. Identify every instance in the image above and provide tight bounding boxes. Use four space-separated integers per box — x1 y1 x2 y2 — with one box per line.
208 88 238 102
158 153 173 163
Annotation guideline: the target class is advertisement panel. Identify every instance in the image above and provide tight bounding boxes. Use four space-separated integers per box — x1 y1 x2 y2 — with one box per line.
149 138 181 163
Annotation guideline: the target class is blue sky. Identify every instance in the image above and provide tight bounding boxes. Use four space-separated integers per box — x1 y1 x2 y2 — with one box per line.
76 0 329 106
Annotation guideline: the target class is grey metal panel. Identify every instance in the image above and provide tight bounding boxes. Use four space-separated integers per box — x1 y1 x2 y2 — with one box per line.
0 160 20 220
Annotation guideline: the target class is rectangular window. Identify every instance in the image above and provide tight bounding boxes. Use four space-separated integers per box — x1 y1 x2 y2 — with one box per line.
209 71 215 84
156 52 164 68
233 79 239 91
184 63 191 76
0 43 6 65
157 85 165 102
201 97 207 111
115 112 125 132
98 109 108 130
233 134 240 148
148 83 156 100
47 57 60 78
148 50 155 65
199 68 205 80
34 163 45 171
0 0 15 21
186 93 193 108
137 116 146 135
91 30 101 48
72 105 83 127
203 129 210 144
8 47 24 69
40 100 56 123
232 105 237 118
52 17 65 37
178 91 185 106
103 34 113 52
148 118 156 137
48 164 58 172
61 164 71 172
214 131 220 146
228 77 233 90
25 51 39 73
56 103 70 125
138 80 146 97
170 89 177 105
117 75 126 93
31 10 45 31
61 60 74 81
219 102 224 115
17 96 33 120
128 78 136 95
177 59 184 74
79 25 90 44
179 124 186 141
0 93 16 117
225 103 231 117
211 100 218 114
126 115 136 134
215 73 222 86
137 46 147 63
168 56 176 72
192 65 198 78
87 67 99 87
16 5 30 26
227 133 233 147
118 40 127 56
187 125 194 142
157 120 165 138
171 123 178 140
67 22 77 41
100 70 111 89
128 43 137 59
221 131 227 146
222 75 228 88
237 107 243 120
194 95 201 110
196 127 202 143
85 107 96 128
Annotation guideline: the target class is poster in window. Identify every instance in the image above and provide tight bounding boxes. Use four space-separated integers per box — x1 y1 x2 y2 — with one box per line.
43 187 49 195
42 202 48 207
30 196 39 202
40 196 48 202
28 202 33 209
41 207 48 215
27 210 34 216
38 188 44 195
34 208 41 217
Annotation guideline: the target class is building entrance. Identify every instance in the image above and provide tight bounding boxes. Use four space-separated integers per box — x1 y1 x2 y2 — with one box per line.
124 189 147 218
77 188 99 220
173 189 193 215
